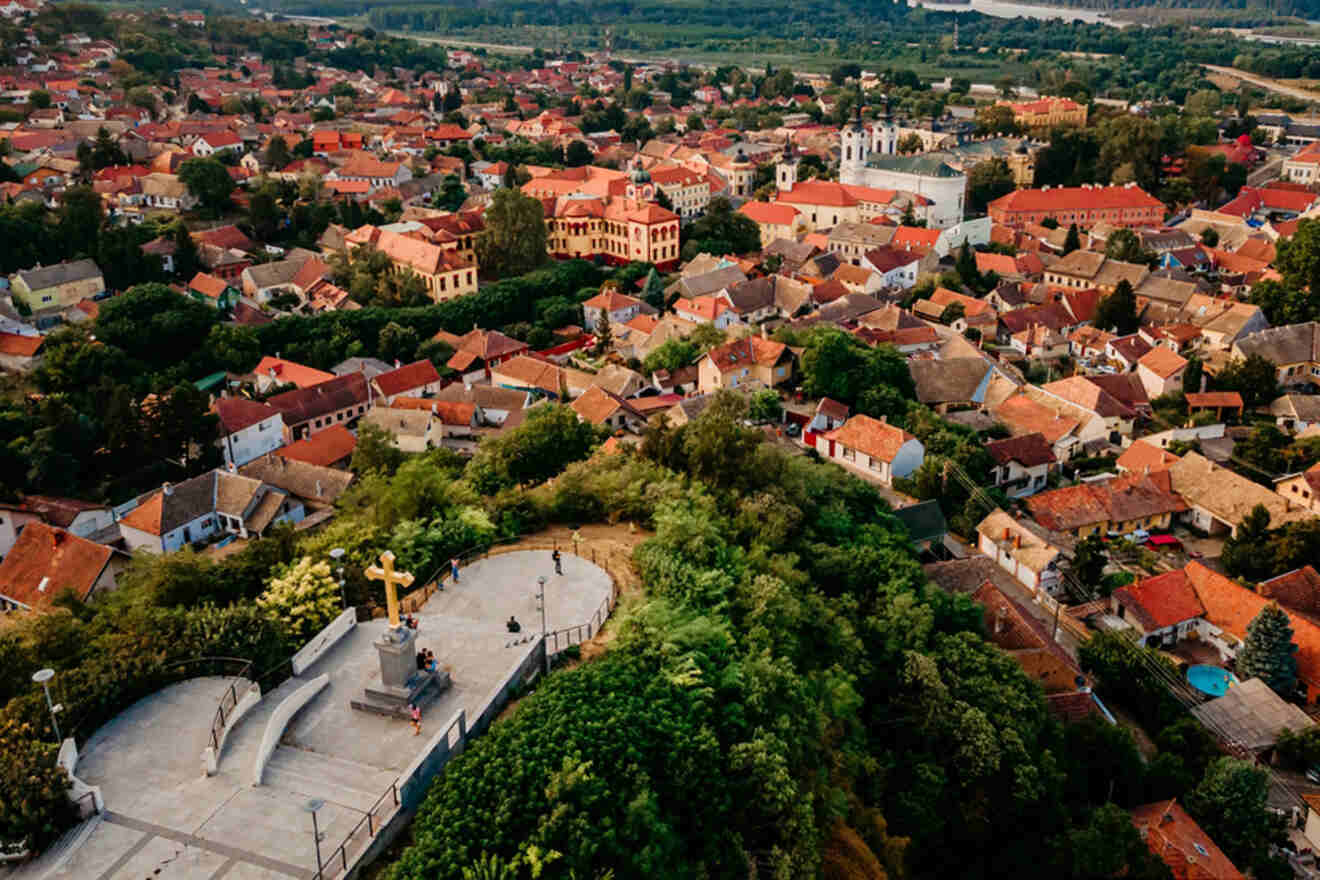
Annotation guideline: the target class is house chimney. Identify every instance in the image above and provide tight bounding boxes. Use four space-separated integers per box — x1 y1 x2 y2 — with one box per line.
1013 533 1021 549
315 479 323 497
1003 526 1010 541
162 481 173 495
228 461 236 473
995 608 1007 634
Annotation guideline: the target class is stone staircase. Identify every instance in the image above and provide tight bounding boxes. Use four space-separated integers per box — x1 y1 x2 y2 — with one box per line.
261 745 397 812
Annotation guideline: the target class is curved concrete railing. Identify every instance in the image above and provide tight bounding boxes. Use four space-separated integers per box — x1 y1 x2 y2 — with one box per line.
203 682 262 776
291 609 357 676
250 674 329 787
58 738 104 817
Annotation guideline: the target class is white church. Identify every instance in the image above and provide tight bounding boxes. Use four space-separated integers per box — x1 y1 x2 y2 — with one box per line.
837 101 968 230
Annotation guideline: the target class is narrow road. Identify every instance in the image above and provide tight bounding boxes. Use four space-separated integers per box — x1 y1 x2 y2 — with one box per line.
1203 64 1320 104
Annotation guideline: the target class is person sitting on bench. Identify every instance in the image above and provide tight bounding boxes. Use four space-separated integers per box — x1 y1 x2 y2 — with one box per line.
506 616 521 633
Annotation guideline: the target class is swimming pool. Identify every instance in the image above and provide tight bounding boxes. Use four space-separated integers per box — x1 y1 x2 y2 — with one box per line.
1187 665 1238 697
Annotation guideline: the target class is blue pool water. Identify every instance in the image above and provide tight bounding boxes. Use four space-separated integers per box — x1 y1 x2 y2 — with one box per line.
1187 665 1238 697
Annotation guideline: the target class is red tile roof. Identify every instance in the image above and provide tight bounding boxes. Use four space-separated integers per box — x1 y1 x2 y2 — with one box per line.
985 432 1056 468
823 414 916 463
705 336 790 372
276 423 356 467
214 398 280 434
989 184 1164 214
387 397 476 425
373 359 441 397
254 356 335 389
1130 801 1244 880
1114 570 1207 630
0 521 114 610
0 332 43 357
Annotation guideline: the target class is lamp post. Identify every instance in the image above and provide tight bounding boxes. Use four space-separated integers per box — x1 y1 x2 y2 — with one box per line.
31 668 60 744
329 547 347 609
536 575 549 675
303 798 325 873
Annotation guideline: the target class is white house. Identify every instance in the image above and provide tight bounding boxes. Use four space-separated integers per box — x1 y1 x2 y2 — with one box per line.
1135 347 1188 400
192 131 243 157
985 432 1056 498
215 398 285 467
118 470 304 554
817 414 924 486
975 509 1064 596
582 289 644 332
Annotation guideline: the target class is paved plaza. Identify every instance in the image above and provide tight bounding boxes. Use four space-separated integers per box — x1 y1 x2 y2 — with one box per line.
5 550 612 880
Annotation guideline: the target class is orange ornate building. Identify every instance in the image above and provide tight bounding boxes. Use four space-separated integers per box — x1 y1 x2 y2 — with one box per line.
523 159 681 271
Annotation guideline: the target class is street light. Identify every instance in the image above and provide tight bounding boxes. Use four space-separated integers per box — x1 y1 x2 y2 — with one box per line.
31 668 60 744
303 798 326 872
536 576 549 676
329 548 347 609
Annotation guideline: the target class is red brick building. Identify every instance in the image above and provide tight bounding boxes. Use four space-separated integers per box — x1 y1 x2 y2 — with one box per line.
988 184 1165 229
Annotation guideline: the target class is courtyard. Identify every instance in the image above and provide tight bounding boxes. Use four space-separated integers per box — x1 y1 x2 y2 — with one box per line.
6 550 613 880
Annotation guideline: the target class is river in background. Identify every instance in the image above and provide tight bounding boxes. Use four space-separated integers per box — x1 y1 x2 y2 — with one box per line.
908 0 1118 25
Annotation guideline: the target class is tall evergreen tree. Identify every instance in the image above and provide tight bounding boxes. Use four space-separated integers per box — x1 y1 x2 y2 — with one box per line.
1238 602 1299 698
1062 223 1081 255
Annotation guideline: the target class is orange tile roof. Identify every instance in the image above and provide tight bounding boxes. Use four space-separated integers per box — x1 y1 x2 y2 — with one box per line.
253 356 336 389
570 385 636 425
989 184 1164 214
739 200 799 226
276 423 356 467
1131 800 1244 880
189 271 230 300
705 336 790 372
823 414 916 463
1114 570 1206 630
388 397 475 425
1186 561 1320 696
374 359 440 397
0 521 115 610
1138 345 1188 379
1117 439 1181 474
0 332 43 357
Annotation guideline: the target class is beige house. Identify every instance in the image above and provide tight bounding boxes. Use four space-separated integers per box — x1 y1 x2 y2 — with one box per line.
1232 322 1320 390
817 414 925 486
1276 463 1320 515
11 259 105 311
975 509 1064 597
697 336 796 394
738 201 808 246
360 407 445 453
1042 251 1148 294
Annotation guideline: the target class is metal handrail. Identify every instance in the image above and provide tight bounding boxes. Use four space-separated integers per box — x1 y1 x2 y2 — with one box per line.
207 661 252 752
312 779 400 880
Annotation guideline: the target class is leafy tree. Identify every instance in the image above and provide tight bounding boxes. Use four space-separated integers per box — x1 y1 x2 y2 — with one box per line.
0 718 74 848
1221 503 1272 580
1104 228 1155 267
178 157 235 217
264 135 291 170
435 173 467 212
352 421 406 476
378 321 420 364
640 268 665 312
1200 227 1219 248
1247 279 1320 326
794 327 913 421
967 158 1015 214
747 388 783 423
173 222 200 280
1275 217 1320 293
563 140 593 167
1181 355 1203 395
76 126 128 174
1186 758 1285 877
642 337 699 374
1072 533 1107 590
256 557 341 646
1093 280 1139 335
476 188 547 279
974 104 1019 136
1216 353 1277 409
681 196 760 259
466 405 604 494
246 185 281 242
1061 803 1172 880
1238 602 1299 698
938 302 965 325
58 185 103 258
1062 223 1081 255
28 89 51 109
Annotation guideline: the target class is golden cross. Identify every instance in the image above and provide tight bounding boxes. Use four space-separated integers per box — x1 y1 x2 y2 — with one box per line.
365 550 414 629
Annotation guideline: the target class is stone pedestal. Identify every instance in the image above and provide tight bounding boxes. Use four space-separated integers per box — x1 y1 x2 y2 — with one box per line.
376 627 416 694
350 625 452 718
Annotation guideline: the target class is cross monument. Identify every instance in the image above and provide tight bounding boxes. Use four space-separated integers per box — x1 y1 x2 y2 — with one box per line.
365 550 414 629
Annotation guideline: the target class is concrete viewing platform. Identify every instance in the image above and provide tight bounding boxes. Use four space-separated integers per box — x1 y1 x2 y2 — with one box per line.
4 550 613 880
